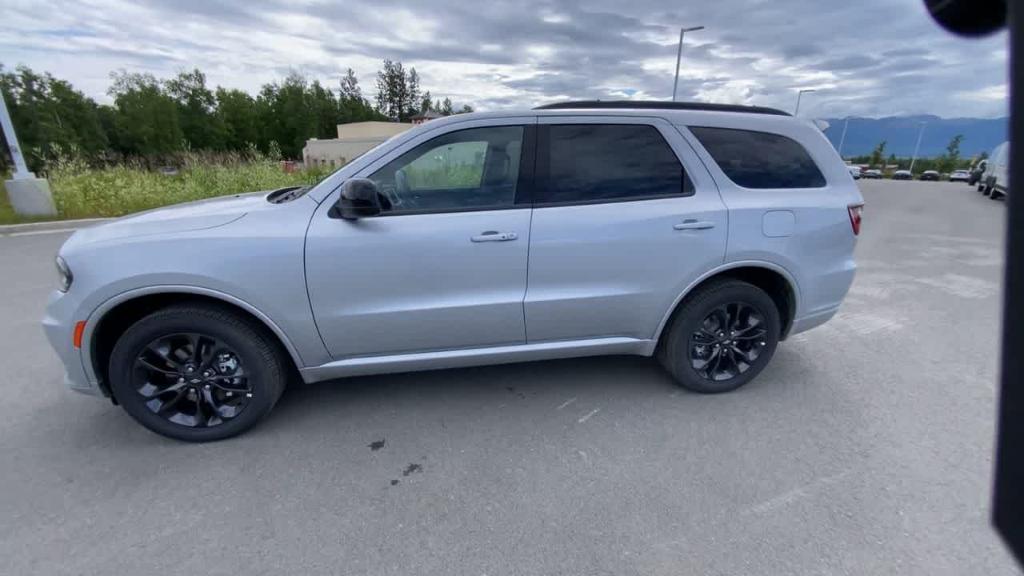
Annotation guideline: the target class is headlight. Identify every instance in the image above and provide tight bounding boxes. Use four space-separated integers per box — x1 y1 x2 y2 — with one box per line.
55 256 73 292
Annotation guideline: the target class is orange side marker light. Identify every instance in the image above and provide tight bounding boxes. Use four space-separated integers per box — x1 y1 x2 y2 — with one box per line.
73 321 86 349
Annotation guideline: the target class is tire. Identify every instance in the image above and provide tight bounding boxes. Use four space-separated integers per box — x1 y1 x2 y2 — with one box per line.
659 279 781 394
108 304 288 442
991 188 1003 200
983 184 992 196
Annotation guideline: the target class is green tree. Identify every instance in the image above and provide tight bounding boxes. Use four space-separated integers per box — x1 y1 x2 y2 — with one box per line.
215 88 260 151
374 60 422 121
309 79 340 139
404 68 420 119
0 64 108 171
165 69 224 150
337 68 382 124
937 134 963 174
256 72 318 159
458 104 474 114
420 90 432 113
375 60 402 120
108 70 183 156
439 97 454 116
339 68 362 101
869 140 887 168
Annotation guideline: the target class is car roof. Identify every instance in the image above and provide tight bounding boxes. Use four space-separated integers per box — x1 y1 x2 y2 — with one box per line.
403 104 825 153
535 100 791 116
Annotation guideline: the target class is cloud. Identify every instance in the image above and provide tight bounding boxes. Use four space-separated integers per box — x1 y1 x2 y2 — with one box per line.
0 0 1008 118
957 84 1008 102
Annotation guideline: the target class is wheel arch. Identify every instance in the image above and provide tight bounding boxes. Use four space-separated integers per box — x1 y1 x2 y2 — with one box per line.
82 286 305 399
654 261 801 346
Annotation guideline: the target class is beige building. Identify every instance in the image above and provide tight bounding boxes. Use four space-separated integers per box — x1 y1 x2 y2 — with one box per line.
303 121 412 169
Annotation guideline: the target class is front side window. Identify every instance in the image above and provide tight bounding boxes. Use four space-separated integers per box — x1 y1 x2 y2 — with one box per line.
689 126 826 189
536 124 691 205
369 126 523 213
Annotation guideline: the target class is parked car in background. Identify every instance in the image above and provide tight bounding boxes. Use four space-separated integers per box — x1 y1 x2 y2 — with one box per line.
920 170 940 181
43 101 864 441
969 159 988 185
848 166 862 180
982 141 1010 199
893 170 913 180
949 170 970 182
862 169 883 179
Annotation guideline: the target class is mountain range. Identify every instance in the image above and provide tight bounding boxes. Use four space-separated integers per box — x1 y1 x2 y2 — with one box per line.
819 115 1007 158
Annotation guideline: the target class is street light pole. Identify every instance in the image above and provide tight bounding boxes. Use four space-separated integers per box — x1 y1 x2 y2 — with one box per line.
837 117 850 158
0 89 56 216
672 25 705 102
0 90 33 179
909 122 927 174
794 89 816 116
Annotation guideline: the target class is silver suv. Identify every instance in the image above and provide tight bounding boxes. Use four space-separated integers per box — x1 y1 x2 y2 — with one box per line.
43 101 864 441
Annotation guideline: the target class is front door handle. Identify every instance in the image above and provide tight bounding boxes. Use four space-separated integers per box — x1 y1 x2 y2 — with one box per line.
471 231 518 242
674 219 715 231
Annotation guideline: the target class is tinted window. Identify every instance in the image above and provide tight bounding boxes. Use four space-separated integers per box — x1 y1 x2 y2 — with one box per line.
536 124 691 204
370 126 523 213
689 126 826 189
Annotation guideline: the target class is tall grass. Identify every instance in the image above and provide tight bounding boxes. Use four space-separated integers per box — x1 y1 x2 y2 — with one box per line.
46 149 332 219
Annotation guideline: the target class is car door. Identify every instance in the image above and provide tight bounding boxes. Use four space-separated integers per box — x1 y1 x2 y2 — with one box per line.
305 118 535 359
524 116 728 343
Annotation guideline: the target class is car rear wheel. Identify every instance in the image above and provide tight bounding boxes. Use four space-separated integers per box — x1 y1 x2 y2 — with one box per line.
108 304 287 442
660 279 781 393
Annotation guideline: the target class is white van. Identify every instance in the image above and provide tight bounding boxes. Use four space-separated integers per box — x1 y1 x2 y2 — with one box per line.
982 141 1010 200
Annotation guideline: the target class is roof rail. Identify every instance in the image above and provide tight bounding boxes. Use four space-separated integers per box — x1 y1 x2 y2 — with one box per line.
534 100 791 116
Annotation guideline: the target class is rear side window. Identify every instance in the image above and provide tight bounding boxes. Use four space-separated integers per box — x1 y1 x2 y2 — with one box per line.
689 126 826 189
536 124 692 204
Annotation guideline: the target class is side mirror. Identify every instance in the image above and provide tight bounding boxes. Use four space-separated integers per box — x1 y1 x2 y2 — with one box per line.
333 178 382 220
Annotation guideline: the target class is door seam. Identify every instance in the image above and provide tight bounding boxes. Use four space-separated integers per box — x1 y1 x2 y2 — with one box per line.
522 207 534 344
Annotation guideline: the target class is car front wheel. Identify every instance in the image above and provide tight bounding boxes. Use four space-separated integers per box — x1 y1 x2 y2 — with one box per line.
108 304 288 442
660 279 781 393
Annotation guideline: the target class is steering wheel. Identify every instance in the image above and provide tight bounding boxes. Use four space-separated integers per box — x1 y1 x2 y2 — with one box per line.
378 171 406 209
389 169 423 209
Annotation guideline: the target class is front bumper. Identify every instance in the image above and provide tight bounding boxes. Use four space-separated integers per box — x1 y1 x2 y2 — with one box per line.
42 289 101 396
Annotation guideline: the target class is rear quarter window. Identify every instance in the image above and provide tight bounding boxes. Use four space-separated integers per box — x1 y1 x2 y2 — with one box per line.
689 126 827 189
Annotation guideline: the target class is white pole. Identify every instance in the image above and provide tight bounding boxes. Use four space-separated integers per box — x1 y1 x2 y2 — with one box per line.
672 29 684 102
909 122 926 173
794 89 815 116
838 117 850 158
672 26 704 102
0 90 34 179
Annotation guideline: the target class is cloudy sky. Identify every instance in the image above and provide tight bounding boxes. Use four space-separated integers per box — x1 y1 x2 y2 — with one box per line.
0 0 1008 119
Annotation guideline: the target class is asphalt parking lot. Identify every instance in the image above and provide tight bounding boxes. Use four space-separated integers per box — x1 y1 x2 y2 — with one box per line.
0 180 1016 575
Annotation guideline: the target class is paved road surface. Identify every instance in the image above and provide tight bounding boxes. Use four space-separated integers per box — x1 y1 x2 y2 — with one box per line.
0 181 1016 575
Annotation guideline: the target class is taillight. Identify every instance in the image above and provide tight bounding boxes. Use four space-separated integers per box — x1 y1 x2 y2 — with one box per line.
848 204 864 235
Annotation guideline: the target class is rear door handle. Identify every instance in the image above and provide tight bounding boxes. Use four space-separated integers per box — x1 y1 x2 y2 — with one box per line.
674 219 715 230
471 231 518 242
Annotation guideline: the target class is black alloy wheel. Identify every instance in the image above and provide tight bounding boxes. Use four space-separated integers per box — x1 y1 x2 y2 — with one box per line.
688 303 768 382
133 333 252 428
661 279 781 393
108 304 287 442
